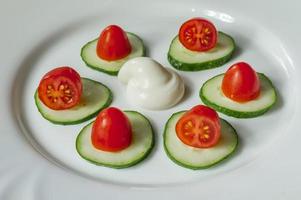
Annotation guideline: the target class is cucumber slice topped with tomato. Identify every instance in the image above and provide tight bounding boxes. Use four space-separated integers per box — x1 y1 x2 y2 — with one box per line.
35 78 112 125
167 18 235 71
81 25 145 76
168 32 235 71
200 73 276 118
200 62 277 118
164 109 238 169
76 109 154 168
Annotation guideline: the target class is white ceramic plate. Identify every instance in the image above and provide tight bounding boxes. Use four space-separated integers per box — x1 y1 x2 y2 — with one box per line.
1 0 301 199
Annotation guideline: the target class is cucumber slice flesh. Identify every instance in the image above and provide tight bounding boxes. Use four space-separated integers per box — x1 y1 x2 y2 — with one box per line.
200 73 277 118
164 111 238 169
168 32 235 71
76 111 154 168
35 78 112 125
81 32 145 75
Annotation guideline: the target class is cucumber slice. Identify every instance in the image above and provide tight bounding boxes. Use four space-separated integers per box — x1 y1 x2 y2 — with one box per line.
35 78 112 125
76 111 154 168
81 32 145 76
168 32 235 71
164 111 238 169
200 73 277 118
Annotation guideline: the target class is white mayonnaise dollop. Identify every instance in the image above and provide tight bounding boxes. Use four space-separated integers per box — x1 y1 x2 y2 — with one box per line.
118 57 185 110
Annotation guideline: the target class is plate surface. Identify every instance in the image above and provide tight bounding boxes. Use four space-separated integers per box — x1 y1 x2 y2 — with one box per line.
1 0 301 199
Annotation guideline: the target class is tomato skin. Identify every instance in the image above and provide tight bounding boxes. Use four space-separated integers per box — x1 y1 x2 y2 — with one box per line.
222 62 260 102
188 105 220 124
38 66 82 110
91 107 132 152
179 18 217 52
176 105 221 148
96 25 132 61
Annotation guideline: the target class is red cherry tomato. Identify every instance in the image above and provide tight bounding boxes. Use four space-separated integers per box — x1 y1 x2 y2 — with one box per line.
176 105 221 148
91 107 132 152
179 18 217 52
38 67 82 110
222 62 260 102
96 25 132 61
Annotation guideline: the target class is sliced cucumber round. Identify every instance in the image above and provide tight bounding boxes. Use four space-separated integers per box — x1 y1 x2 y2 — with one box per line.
200 73 277 118
35 78 112 125
164 111 238 169
81 32 145 76
76 111 154 168
168 32 235 71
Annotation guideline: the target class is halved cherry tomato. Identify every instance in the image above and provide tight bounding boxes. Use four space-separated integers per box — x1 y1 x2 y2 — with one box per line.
96 25 132 61
179 18 217 52
91 107 132 152
222 62 260 102
176 105 221 148
38 66 82 110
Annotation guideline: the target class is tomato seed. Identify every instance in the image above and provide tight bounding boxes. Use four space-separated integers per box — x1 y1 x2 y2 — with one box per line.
59 85 65 90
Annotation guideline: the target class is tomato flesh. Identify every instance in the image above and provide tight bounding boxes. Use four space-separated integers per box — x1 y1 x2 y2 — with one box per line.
176 105 221 148
222 62 260 102
38 66 82 110
179 18 217 52
91 107 132 152
96 25 132 61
